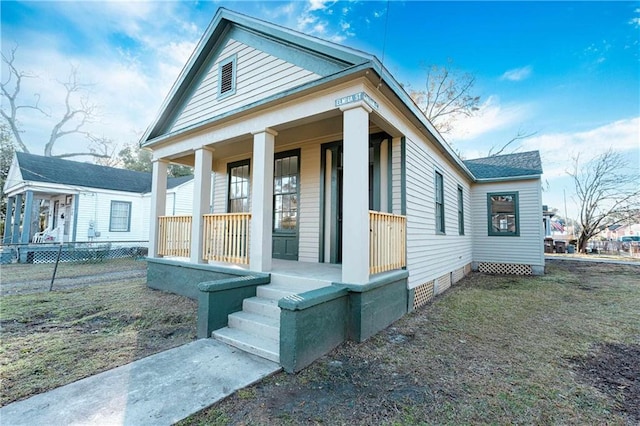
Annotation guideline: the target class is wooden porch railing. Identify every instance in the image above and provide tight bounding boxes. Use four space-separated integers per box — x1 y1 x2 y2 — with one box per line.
369 211 406 274
203 213 251 264
158 215 192 257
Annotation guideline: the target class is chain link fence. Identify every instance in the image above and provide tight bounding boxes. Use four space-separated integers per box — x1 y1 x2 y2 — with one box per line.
1 241 149 294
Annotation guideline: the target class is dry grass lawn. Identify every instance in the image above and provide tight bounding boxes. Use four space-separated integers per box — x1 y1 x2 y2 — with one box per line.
181 259 640 425
0 276 197 407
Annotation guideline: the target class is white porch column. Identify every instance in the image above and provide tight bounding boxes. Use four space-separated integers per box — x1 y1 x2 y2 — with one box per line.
149 159 168 258
250 128 277 272
191 148 213 263
341 101 372 284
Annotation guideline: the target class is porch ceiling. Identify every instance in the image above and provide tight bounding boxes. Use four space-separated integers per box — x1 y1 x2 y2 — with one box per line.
168 111 389 166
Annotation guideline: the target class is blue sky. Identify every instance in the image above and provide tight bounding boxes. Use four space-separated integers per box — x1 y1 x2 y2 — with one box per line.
2 1 639 219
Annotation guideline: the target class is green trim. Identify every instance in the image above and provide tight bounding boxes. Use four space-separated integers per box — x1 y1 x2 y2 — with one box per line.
386 137 393 213
400 137 406 216
227 158 251 213
198 275 270 292
217 53 237 99
109 200 132 232
20 191 34 244
487 191 520 236
272 148 301 260
3 196 14 243
435 171 445 234
230 26 346 76
457 185 464 236
320 141 342 264
371 139 381 211
72 195 79 242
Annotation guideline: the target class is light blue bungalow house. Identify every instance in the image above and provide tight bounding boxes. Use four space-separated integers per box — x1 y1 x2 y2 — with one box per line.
141 8 544 372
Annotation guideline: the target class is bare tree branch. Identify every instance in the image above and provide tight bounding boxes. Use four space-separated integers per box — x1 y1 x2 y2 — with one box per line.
488 130 538 157
1 46 105 159
408 62 480 134
568 149 640 252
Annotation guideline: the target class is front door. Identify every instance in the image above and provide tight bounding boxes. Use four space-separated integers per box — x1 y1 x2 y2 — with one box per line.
272 150 300 260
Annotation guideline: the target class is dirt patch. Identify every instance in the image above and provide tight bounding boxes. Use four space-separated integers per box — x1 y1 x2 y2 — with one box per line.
570 342 640 422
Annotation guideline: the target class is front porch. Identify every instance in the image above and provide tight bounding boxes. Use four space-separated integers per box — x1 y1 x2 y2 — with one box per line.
154 210 406 279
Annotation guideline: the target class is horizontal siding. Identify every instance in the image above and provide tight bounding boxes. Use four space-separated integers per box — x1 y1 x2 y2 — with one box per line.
298 144 320 262
471 180 544 267
75 191 148 242
405 137 473 289
171 39 321 133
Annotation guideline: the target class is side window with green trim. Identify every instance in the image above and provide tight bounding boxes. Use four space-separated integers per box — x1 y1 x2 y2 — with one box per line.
457 185 464 235
435 171 445 234
487 192 519 236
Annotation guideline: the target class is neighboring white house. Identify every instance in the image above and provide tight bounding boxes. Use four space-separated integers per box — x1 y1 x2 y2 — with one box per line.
2 152 193 245
139 8 545 372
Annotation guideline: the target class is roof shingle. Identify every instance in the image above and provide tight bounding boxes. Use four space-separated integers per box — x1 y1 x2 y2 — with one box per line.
463 151 543 180
16 152 191 193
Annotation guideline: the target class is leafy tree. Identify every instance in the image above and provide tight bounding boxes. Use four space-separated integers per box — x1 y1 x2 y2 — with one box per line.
408 62 480 134
1 46 112 159
569 149 640 253
118 143 192 178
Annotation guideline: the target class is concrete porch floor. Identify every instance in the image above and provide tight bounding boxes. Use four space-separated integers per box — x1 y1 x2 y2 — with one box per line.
205 258 343 284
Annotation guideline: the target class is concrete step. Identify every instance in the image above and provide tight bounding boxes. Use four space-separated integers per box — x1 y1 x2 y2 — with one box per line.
212 327 279 363
228 311 279 340
256 285 297 301
269 273 332 290
243 297 280 319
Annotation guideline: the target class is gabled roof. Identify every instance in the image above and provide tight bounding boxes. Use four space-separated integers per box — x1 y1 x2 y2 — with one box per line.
142 8 374 143
463 151 543 180
140 8 476 181
13 152 192 193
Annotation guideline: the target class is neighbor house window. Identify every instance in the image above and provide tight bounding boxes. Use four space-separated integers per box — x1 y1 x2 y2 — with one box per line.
109 201 131 232
487 192 519 236
218 55 237 98
227 160 250 213
457 185 465 235
435 171 445 234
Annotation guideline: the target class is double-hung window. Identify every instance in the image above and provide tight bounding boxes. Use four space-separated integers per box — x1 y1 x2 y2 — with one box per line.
227 160 250 213
109 201 131 232
435 171 445 234
487 192 519 236
457 185 465 235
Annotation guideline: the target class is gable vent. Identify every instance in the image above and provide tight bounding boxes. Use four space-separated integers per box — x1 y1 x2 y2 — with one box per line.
220 60 234 95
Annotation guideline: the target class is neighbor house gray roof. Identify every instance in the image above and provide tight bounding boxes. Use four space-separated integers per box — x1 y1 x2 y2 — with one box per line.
463 151 543 180
15 152 191 193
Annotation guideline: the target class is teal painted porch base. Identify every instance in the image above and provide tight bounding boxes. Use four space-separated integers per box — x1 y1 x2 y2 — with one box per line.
279 270 409 373
198 275 270 338
146 258 261 300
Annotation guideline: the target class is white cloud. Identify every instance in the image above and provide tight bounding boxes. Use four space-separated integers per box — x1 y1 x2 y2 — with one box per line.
447 96 530 142
500 66 532 82
630 17 640 28
519 117 640 180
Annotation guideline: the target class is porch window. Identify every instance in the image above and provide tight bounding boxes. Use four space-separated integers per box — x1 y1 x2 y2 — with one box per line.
457 185 464 235
109 201 131 232
273 151 299 232
435 171 445 234
217 55 237 99
487 192 519 236
227 160 250 213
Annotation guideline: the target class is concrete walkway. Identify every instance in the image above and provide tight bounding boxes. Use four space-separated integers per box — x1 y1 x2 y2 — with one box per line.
0 339 281 425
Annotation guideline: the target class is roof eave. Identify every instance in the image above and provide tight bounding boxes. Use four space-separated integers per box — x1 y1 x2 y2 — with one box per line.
474 174 542 183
